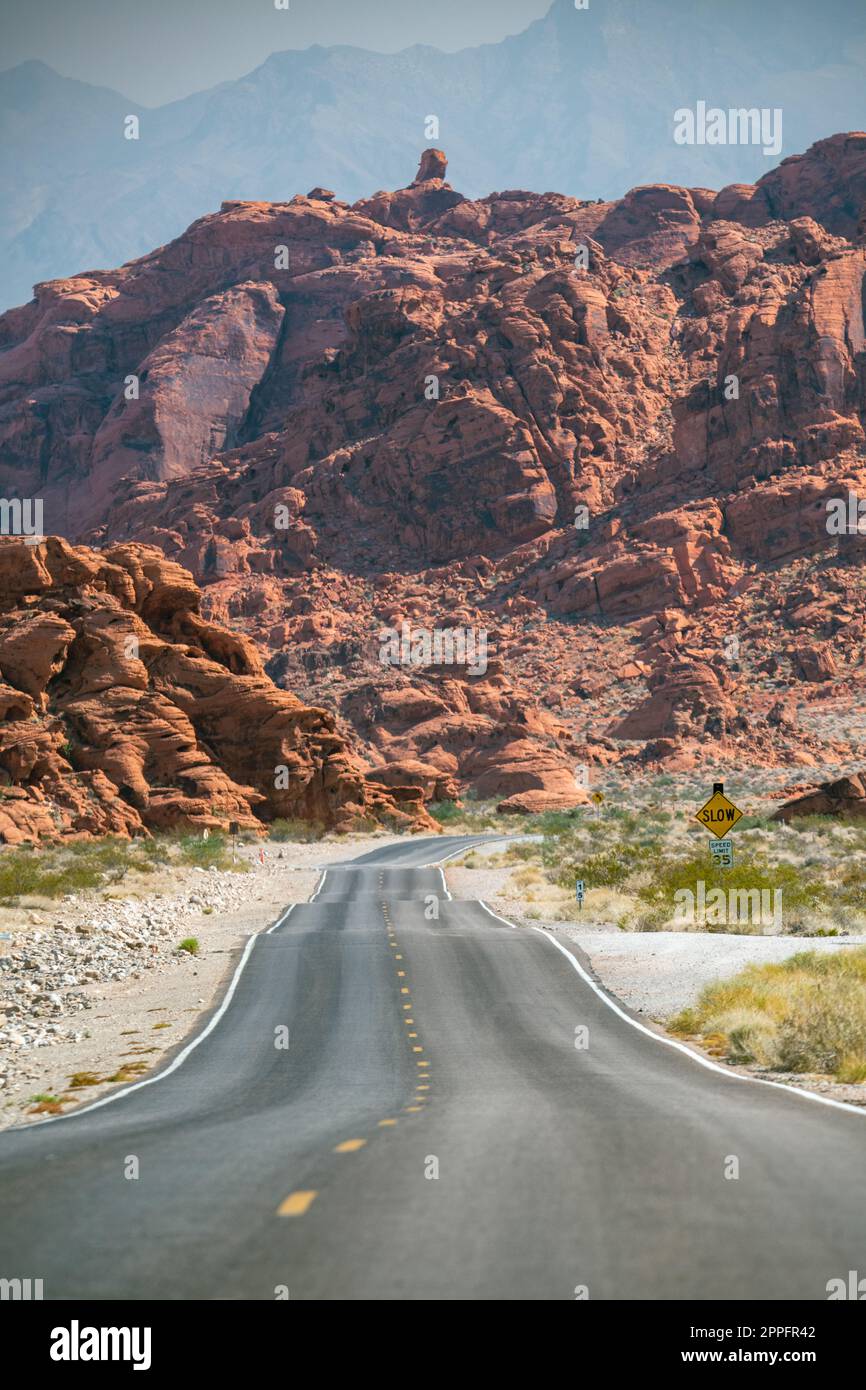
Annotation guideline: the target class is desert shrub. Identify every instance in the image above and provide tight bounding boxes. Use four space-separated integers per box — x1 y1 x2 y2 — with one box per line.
429 800 499 832
0 850 47 900
0 847 107 900
787 814 848 836
268 818 327 843
669 948 866 1080
635 853 825 930
141 835 173 865
0 835 171 902
499 842 542 865
545 838 645 891
175 832 245 872
525 809 584 838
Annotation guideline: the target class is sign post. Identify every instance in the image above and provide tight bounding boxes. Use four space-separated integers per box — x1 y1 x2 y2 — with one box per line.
575 879 585 910
229 819 239 864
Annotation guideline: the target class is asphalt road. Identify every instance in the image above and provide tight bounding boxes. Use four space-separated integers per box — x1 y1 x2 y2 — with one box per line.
0 833 864 1301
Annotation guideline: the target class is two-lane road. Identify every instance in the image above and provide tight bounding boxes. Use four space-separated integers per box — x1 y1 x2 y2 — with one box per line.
0 834 864 1300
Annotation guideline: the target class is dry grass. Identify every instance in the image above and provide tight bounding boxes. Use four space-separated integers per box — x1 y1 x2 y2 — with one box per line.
670 948 866 1080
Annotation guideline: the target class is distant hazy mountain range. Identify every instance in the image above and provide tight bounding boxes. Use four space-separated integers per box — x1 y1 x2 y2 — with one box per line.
2 0 864 311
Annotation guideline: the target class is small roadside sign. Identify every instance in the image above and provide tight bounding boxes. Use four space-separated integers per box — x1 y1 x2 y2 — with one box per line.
575 879 585 907
709 838 734 869
590 792 604 805
695 783 743 839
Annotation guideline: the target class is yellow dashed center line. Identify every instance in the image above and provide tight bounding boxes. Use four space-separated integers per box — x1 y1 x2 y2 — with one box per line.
381 900 431 1128
277 1190 317 1217
334 1138 366 1153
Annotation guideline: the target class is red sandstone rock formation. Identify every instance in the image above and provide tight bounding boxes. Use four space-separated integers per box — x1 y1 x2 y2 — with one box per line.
1 135 866 804
773 774 866 822
0 538 434 842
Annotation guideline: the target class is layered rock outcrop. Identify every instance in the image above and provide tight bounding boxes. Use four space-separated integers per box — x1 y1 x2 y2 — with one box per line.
0 539 433 842
773 774 866 823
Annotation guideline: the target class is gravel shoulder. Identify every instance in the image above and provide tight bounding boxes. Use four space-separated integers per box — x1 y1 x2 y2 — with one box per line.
447 853 866 1110
0 833 402 1130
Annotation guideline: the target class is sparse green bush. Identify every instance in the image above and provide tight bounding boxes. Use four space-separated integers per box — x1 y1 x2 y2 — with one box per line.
0 837 165 902
736 815 778 832
175 832 245 872
526 809 585 838
634 852 825 930
268 818 327 843
142 836 173 865
544 838 645 891
429 800 499 832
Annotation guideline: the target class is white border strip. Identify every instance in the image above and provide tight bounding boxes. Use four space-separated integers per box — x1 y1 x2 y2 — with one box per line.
309 869 328 901
265 903 296 935
476 900 866 1120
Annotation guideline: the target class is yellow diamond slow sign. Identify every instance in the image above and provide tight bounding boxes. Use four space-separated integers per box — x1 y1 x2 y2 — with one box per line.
696 789 743 838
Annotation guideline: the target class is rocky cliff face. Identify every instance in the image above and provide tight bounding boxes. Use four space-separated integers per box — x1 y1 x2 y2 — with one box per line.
0 538 432 842
1 136 866 809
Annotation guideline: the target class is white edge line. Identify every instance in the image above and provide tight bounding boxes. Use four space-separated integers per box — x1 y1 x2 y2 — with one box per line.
476 900 866 1120
14 895 310 1131
421 835 512 900
308 868 328 901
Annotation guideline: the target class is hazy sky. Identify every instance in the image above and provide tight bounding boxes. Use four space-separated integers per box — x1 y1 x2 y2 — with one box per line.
0 0 553 105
